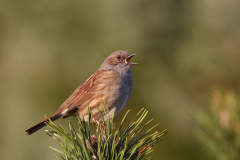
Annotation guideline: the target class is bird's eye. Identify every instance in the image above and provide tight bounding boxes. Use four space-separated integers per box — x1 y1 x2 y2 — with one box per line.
117 55 121 59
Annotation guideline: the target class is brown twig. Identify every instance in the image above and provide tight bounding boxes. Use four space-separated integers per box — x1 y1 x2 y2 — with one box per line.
130 145 150 160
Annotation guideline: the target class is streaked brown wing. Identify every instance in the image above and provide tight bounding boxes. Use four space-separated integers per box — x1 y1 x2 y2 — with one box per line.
62 69 120 116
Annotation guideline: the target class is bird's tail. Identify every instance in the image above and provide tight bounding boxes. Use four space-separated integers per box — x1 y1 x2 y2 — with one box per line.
25 111 62 135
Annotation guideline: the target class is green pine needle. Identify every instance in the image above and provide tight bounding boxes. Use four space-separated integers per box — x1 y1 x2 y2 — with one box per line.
45 105 168 160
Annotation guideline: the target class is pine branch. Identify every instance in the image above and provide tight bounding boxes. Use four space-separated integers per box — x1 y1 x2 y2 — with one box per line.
45 106 168 160
196 89 240 160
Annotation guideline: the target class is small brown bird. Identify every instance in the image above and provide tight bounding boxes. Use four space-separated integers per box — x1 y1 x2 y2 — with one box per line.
25 50 137 135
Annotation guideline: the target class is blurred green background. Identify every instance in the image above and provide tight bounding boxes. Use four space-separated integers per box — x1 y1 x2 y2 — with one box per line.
0 0 240 159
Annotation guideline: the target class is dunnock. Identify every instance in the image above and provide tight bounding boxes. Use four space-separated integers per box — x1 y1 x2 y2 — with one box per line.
25 50 137 135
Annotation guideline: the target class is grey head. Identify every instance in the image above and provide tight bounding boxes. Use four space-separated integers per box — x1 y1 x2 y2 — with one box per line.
99 50 137 75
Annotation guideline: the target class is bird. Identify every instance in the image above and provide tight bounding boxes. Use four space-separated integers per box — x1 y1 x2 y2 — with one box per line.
25 50 137 135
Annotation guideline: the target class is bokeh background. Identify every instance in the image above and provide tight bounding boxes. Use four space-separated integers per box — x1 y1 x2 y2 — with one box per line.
0 0 240 159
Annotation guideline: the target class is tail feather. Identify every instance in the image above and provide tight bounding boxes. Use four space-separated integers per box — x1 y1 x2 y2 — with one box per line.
25 111 62 135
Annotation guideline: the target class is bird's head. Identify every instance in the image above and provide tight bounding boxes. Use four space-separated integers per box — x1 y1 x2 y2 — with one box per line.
100 50 137 74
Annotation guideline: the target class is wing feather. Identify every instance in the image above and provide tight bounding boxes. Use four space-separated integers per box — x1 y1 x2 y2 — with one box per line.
62 69 120 117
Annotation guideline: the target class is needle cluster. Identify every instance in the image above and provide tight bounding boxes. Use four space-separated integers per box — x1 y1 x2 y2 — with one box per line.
45 106 168 160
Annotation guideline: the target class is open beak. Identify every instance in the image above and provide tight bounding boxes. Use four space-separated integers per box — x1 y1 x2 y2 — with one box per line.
125 53 138 65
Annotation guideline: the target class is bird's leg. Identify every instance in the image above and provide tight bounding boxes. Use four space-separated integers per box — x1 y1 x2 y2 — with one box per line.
91 117 115 135
91 117 100 126
91 117 105 133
